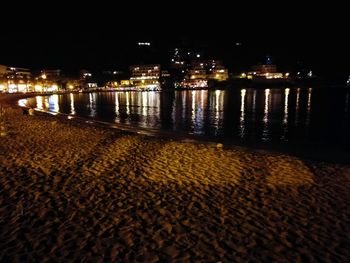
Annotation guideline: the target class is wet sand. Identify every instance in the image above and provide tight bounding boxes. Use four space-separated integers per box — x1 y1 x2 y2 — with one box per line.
1 96 350 261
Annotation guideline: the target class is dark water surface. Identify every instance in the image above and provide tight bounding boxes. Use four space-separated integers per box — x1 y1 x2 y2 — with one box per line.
19 87 350 150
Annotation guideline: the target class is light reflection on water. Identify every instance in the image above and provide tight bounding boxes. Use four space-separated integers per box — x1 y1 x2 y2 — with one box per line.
239 89 246 138
295 88 300 125
49 94 59 113
281 88 290 141
306 88 312 127
19 88 350 147
262 89 270 141
70 93 75 115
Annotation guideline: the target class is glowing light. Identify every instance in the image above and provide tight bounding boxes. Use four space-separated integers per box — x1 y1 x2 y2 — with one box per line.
8 84 17 93
191 90 196 130
306 88 312 127
130 76 159 80
126 92 130 115
262 89 270 141
83 73 92 78
36 96 44 110
35 85 43 92
142 92 148 116
239 89 246 138
18 98 28 107
70 93 75 115
295 88 300 125
215 90 221 112
49 94 59 113
41 74 47 79
252 90 256 112
89 93 97 117
196 54 200 58
17 84 27 93
283 89 290 124
281 88 290 140
46 85 58 92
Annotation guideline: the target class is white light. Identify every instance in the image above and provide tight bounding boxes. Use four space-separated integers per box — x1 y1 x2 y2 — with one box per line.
196 54 200 58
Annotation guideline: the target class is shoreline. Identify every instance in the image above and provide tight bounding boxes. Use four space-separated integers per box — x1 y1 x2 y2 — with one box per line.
2 92 350 165
1 93 350 261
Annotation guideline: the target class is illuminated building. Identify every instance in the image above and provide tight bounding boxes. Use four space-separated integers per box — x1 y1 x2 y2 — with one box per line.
79 70 98 90
183 60 229 84
161 70 171 77
121 80 131 86
175 79 208 89
80 69 93 79
41 69 61 79
0 64 32 93
170 48 185 69
210 68 229 81
188 69 207 79
129 64 161 90
241 59 289 80
138 42 151 46
252 64 277 74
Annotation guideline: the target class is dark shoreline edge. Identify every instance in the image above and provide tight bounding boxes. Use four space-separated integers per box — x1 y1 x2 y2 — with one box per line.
1 92 350 165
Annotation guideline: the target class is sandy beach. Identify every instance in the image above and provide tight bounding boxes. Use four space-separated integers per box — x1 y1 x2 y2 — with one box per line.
1 94 350 262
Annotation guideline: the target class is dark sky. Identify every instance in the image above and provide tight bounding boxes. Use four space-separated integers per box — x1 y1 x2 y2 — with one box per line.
1 3 349 80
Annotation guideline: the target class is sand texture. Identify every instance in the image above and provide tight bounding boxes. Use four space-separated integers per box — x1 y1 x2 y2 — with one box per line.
1 101 350 262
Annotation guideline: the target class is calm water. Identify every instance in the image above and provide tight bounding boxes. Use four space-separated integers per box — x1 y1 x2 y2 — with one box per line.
20 88 350 148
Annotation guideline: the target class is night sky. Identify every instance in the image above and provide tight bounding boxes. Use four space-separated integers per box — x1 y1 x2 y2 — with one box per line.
1 4 349 81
